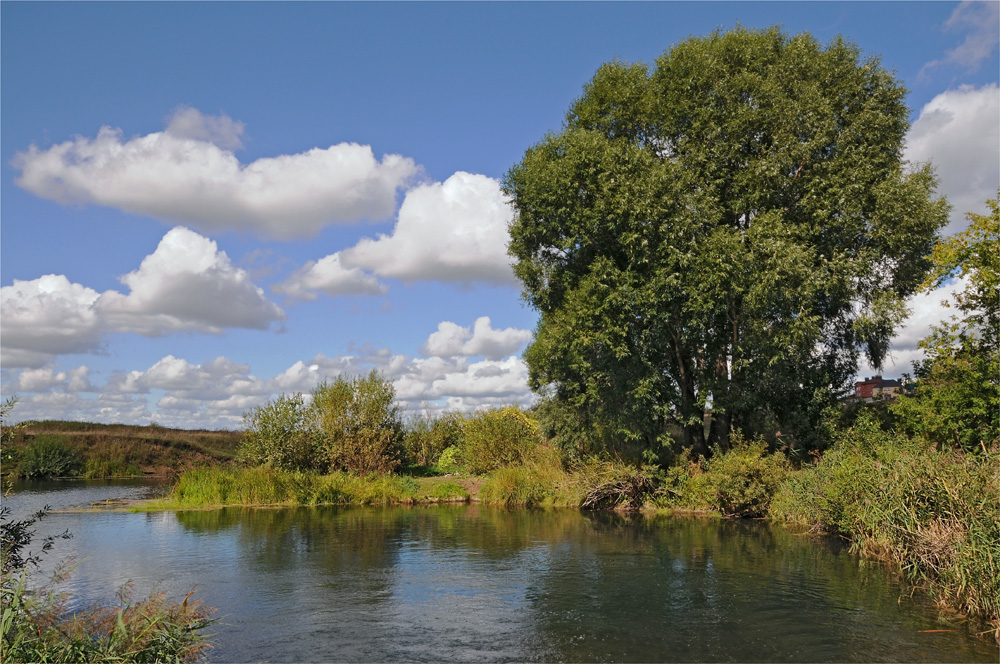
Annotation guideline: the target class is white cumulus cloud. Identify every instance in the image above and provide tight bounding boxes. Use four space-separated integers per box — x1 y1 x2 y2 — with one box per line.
277 171 516 298
905 84 1000 234
1 227 285 368
13 111 419 239
420 316 532 361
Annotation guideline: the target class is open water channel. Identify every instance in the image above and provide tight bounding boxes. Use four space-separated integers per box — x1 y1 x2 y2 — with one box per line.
4 479 996 662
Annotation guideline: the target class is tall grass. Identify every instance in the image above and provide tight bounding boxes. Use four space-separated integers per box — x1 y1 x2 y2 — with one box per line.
770 413 1000 639
155 466 422 508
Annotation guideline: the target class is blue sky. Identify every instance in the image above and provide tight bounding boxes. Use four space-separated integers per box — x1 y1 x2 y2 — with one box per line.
2 1 997 428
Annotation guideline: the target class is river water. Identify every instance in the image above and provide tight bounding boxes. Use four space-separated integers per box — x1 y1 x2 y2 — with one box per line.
3 479 996 662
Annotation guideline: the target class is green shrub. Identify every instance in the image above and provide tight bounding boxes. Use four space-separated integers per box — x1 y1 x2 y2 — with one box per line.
703 435 790 518
238 393 319 471
461 406 539 475
16 435 81 478
312 371 404 475
435 446 463 473
402 412 464 467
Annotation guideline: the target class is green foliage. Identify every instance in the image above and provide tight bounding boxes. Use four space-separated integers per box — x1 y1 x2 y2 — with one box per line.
892 193 1000 453
504 26 947 458
434 445 463 473
312 371 404 475
15 435 82 479
702 435 790 518
770 413 1000 634
239 393 318 471
460 406 540 475
403 412 464 467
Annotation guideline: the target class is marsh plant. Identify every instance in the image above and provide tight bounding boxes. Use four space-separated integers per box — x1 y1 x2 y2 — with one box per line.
1 505 213 663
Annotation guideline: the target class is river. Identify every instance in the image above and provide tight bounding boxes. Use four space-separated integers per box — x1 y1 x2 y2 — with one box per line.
3 479 995 662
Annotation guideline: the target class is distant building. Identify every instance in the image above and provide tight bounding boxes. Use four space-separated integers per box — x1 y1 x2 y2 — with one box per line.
852 375 903 402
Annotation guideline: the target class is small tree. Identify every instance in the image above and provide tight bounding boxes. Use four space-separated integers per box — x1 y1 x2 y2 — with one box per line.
238 393 319 471
893 194 1000 452
312 371 403 475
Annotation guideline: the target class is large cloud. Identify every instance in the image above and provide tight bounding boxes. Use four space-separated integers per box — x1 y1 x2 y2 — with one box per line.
12 109 419 239
866 85 1000 379
905 84 999 234
276 171 516 297
1 227 285 367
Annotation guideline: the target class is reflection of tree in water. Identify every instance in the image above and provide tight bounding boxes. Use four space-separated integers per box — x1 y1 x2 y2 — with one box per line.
171 507 991 662
524 514 987 663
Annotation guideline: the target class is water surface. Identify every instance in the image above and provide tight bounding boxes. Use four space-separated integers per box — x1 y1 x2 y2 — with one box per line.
3 481 995 662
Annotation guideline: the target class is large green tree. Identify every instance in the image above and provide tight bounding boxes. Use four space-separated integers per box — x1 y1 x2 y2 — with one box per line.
504 27 948 458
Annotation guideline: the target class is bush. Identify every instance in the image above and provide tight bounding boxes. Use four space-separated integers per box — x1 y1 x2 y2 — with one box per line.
16 435 81 479
461 406 539 475
703 435 790 518
239 393 319 471
435 445 463 473
403 412 464 467
312 371 404 475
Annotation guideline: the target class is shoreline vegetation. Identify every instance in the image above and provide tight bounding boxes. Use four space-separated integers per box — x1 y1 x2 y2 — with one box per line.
6 398 995 641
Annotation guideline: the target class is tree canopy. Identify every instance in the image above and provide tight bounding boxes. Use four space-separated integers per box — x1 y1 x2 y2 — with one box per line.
504 26 948 458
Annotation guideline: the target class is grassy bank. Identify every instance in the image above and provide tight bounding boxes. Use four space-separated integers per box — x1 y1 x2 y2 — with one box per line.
769 415 999 640
2 421 242 480
143 466 471 510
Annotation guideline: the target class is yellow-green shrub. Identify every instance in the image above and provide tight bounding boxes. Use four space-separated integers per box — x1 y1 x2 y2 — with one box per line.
461 406 539 475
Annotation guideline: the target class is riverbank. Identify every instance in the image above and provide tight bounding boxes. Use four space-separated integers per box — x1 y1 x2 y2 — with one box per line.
2 421 241 481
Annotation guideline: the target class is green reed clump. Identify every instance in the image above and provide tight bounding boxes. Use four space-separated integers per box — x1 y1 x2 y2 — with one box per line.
770 412 1000 638
157 466 422 508
13 435 82 479
1 505 213 663
480 444 573 507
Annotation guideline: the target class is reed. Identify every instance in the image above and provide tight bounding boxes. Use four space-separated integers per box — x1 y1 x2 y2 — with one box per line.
151 466 425 509
770 413 1000 639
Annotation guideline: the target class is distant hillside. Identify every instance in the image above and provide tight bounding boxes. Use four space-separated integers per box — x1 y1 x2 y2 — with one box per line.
3 421 243 479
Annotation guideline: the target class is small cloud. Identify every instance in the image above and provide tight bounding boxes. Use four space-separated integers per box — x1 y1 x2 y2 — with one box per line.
165 106 245 151
920 1 1000 78
420 316 533 361
273 254 387 300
